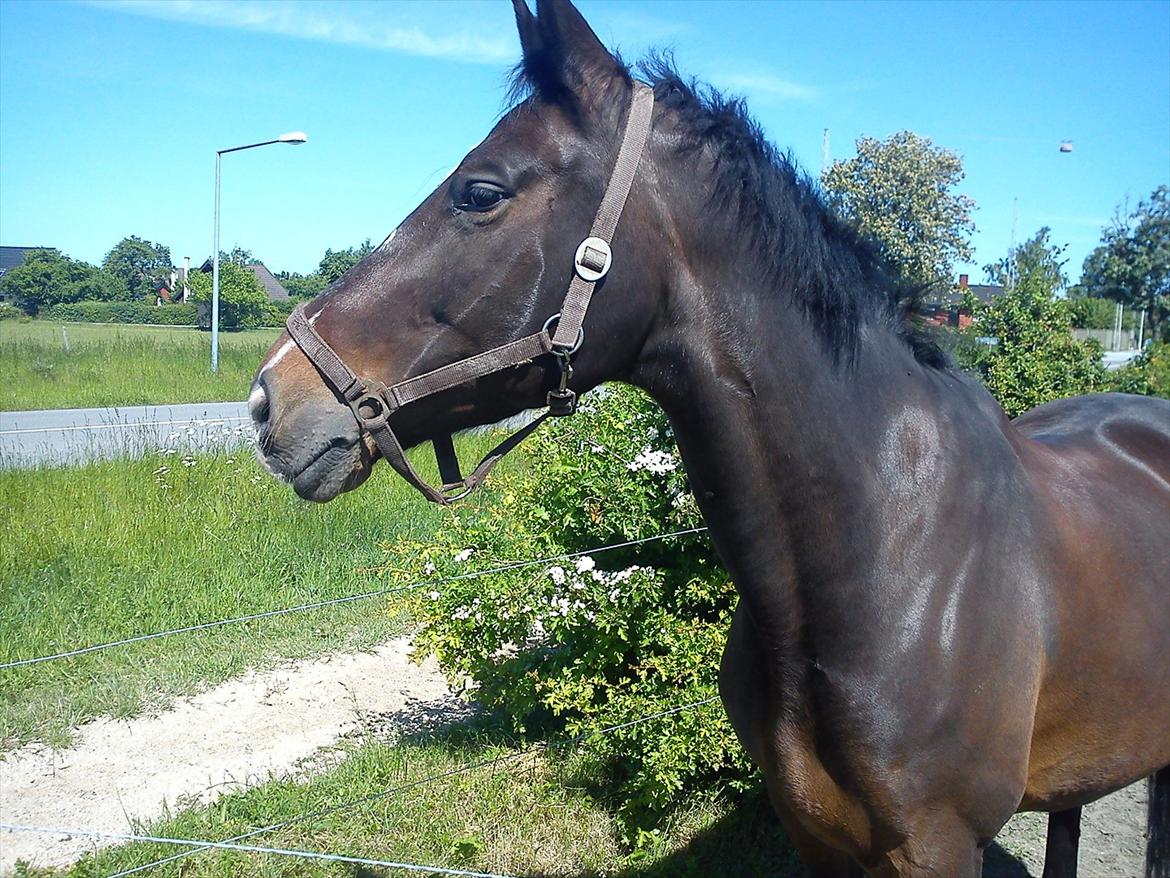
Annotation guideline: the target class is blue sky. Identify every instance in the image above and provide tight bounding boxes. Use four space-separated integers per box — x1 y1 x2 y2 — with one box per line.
1 0 1167 282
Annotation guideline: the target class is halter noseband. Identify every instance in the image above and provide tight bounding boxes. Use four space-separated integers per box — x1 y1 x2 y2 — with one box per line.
285 82 655 505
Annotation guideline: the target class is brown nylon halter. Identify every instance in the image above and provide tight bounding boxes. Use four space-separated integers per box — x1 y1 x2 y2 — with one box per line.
285 82 654 505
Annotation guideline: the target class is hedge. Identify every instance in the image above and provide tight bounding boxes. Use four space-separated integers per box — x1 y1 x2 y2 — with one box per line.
39 301 199 326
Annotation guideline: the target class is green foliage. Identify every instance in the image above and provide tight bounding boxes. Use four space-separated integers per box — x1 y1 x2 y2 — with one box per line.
102 235 172 301
0 249 126 314
189 260 270 330
0 302 27 321
958 259 1106 418
319 239 374 283
984 227 1068 293
279 271 328 298
41 301 197 325
1106 341 1170 398
822 130 976 288
1067 295 1129 330
388 385 750 836
1075 185 1170 341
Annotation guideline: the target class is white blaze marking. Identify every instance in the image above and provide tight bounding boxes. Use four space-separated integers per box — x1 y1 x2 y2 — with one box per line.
257 311 321 376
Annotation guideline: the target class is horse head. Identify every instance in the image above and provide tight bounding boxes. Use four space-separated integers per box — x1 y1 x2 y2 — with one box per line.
251 0 666 502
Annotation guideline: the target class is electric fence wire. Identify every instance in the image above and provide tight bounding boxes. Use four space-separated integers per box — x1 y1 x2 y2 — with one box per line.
0 526 709 669
4 697 721 878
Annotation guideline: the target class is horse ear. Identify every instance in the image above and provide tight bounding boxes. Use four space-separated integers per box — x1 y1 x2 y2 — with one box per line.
512 0 543 61
514 0 623 104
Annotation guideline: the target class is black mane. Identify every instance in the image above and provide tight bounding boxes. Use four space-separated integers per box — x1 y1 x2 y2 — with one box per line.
512 53 948 369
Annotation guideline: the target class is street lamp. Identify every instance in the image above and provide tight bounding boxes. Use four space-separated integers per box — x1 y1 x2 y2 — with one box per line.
211 131 308 373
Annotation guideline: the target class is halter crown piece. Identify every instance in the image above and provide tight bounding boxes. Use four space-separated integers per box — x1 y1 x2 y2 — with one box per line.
286 82 655 505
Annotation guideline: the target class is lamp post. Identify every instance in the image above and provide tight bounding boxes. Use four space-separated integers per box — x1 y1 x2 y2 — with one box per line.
211 131 307 373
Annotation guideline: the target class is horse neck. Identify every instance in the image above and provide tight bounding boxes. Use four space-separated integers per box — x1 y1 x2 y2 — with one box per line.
628 252 1007 655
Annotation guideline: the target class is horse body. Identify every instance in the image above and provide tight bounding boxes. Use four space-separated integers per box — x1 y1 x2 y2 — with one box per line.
251 1 1170 873
643 239 1170 871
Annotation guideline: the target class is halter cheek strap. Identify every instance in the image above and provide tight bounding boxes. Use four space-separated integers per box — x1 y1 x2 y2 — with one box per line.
285 82 655 505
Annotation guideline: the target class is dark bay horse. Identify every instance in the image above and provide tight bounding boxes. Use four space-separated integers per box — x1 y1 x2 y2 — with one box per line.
251 1 1170 874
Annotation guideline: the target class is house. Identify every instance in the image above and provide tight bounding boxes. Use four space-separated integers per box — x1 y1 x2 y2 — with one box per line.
198 258 290 300
920 274 1006 330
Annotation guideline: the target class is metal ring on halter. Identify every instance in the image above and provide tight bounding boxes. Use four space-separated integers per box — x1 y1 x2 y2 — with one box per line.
542 313 584 355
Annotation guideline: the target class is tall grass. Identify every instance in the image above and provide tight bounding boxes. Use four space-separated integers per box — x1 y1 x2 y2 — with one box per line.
0 433 514 748
0 321 280 410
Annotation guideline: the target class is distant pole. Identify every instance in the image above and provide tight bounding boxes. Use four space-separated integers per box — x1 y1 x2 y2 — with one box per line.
212 152 222 373
210 131 307 374
1008 197 1019 291
1114 302 1123 351
1138 309 1146 349
821 128 830 174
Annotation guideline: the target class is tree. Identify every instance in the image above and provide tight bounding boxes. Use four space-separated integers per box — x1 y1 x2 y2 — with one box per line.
822 131 976 289
958 240 1105 417
0 249 126 315
1075 186 1170 341
278 271 327 299
318 239 374 284
189 260 270 330
983 227 1068 293
102 236 172 301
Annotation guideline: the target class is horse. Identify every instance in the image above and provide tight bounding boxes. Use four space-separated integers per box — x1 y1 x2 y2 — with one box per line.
250 1 1170 875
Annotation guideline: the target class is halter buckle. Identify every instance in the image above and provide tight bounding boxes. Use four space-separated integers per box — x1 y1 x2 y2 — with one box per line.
574 236 612 282
347 385 394 428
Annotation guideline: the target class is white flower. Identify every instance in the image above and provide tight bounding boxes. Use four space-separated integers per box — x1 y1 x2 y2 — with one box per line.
590 444 605 454
453 548 473 563
627 448 678 474
428 591 440 600
548 566 566 586
575 556 596 574
423 561 436 575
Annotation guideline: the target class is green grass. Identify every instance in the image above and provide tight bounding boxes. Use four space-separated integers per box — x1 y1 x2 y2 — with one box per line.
16 722 800 878
0 435 514 749
0 320 280 410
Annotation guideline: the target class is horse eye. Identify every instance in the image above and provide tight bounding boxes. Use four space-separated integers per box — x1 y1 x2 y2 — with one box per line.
463 183 506 212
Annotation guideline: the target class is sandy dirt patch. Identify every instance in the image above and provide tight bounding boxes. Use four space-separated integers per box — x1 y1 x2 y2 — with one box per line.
0 637 451 874
991 782 1149 877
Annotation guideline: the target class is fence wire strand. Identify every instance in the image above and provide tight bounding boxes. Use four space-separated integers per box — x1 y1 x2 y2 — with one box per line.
0 527 708 670
0 824 517 878
8 697 721 878
109 699 721 877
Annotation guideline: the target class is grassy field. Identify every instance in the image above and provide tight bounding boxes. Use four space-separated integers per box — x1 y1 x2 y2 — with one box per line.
20 722 799 878
0 436 518 748
0 320 280 410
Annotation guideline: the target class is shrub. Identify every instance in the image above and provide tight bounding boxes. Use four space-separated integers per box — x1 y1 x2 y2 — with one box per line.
40 301 197 325
1107 341 1170 398
387 384 750 836
957 274 1106 418
189 262 270 330
0 302 27 321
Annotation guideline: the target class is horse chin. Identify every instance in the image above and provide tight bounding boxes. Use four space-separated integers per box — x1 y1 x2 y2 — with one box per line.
289 440 373 503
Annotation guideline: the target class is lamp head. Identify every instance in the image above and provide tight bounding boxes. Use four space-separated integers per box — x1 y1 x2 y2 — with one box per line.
278 131 308 144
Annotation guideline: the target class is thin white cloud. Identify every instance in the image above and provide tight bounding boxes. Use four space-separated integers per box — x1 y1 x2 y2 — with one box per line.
718 72 819 103
88 0 515 64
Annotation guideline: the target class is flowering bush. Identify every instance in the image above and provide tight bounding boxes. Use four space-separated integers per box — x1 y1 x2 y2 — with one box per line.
388 383 750 835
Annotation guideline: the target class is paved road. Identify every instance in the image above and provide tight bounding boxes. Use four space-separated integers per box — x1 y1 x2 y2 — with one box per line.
0 401 252 468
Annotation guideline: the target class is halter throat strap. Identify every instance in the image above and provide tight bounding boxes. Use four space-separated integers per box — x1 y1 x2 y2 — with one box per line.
285 82 655 505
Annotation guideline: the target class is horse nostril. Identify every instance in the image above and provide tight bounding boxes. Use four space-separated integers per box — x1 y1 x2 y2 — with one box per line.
248 382 270 426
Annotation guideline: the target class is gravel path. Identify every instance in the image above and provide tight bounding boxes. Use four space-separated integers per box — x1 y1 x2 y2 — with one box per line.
0 638 451 874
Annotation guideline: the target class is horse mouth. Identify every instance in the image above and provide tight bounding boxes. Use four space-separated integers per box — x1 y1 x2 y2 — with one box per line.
259 437 373 502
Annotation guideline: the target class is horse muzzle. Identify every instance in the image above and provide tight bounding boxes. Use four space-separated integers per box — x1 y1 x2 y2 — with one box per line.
249 373 373 502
